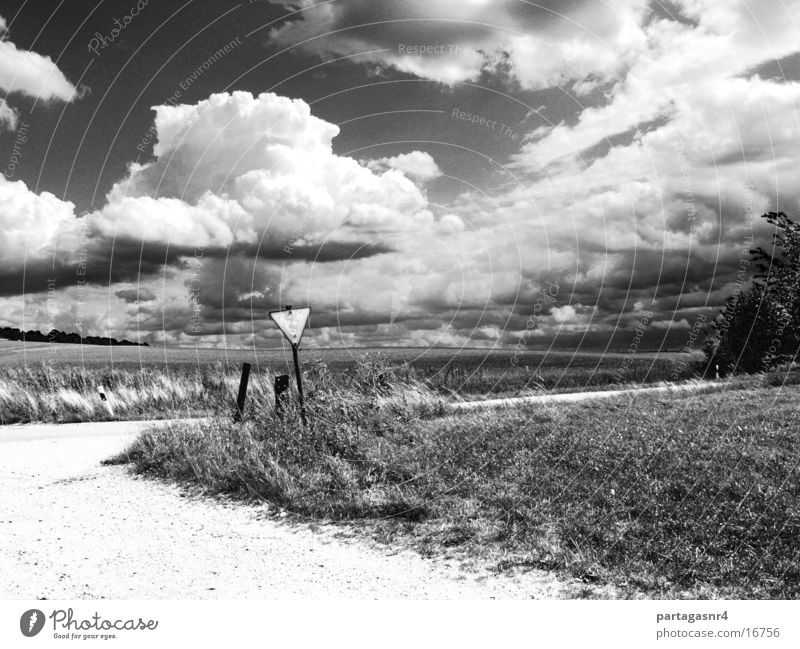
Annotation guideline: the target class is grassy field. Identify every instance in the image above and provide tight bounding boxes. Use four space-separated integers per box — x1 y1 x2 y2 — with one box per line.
4 338 798 597
0 339 710 423
108 361 800 599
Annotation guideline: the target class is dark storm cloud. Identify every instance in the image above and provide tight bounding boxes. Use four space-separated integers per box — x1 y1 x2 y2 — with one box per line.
604 248 725 293
297 309 400 328
0 231 393 300
271 241 394 262
0 236 204 298
115 287 157 302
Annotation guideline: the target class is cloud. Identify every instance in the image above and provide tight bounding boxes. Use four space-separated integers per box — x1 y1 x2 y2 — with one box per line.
91 191 252 250
94 91 435 257
267 0 651 89
6 0 799 350
0 97 17 130
365 151 443 181
0 176 83 279
457 0 800 327
0 91 462 344
551 304 577 324
0 14 78 101
115 287 157 303
511 2 800 174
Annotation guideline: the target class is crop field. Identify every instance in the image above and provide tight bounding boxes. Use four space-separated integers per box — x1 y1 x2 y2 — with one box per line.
0 339 703 375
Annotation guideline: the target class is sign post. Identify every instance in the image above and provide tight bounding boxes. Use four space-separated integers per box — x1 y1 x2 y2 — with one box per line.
269 305 311 425
291 344 306 425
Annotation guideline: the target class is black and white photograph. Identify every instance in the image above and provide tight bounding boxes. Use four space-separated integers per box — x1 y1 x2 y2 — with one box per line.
0 0 798 645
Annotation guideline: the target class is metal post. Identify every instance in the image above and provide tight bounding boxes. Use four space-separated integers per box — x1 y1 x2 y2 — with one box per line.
233 362 251 422
291 344 307 425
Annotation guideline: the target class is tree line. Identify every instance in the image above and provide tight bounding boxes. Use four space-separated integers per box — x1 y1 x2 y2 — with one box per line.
0 327 148 347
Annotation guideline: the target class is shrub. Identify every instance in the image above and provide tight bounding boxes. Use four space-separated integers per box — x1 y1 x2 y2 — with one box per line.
705 212 800 374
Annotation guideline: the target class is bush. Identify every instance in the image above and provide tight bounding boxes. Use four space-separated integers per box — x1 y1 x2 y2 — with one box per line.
706 212 800 374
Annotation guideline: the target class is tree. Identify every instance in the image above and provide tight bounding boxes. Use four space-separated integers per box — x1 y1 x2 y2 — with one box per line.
705 212 800 374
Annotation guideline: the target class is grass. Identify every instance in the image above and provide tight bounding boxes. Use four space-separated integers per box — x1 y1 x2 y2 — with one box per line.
0 338 710 395
0 363 263 424
0 342 710 423
397 351 709 398
108 359 800 598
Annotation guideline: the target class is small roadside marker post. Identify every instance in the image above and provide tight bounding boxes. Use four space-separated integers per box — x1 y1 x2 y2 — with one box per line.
97 385 114 418
269 305 311 426
233 362 251 422
274 374 290 418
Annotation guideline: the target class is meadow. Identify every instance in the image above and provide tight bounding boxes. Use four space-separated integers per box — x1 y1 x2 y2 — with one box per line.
107 358 800 599
4 338 799 597
0 339 709 423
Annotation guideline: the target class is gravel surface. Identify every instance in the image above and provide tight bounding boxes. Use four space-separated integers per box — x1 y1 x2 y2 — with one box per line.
0 420 604 599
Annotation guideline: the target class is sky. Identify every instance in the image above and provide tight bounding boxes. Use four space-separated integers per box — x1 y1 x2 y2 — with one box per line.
0 0 799 351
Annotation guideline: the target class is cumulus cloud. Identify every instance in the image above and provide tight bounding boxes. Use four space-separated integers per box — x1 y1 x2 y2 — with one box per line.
551 304 577 324
0 176 83 276
93 91 436 257
0 14 77 101
0 91 465 343
365 151 443 181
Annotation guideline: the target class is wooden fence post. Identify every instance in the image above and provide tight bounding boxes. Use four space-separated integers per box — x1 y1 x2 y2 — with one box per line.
233 362 251 422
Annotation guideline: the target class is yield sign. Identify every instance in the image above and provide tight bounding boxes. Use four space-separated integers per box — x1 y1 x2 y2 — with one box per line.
269 307 310 346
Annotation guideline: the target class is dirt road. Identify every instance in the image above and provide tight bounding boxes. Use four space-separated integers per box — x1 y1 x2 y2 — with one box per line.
0 420 594 599
450 379 722 410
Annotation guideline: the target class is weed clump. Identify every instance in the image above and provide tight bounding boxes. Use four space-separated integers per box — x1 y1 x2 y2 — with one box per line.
114 354 445 520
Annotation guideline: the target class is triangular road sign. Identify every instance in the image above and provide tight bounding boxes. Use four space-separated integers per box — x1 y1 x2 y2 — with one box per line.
269 307 310 346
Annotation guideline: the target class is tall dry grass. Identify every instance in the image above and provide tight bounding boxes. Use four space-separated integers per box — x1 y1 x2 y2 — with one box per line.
2 351 794 425
0 363 273 424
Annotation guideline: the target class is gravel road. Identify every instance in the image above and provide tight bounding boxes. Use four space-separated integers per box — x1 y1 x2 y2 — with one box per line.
0 420 601 599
